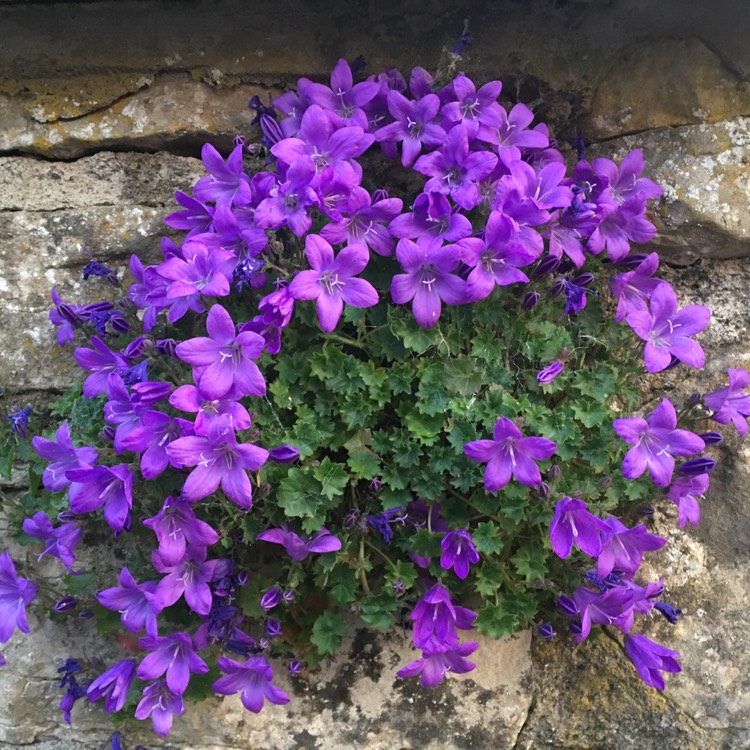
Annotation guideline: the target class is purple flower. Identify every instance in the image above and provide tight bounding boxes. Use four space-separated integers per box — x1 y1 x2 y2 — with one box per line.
121 411 194 479
166 415 269 508
73 336 128 398
163 190 215 237
667 474 709 527
537 623 557 639
87 660 136 713
549 497 607 558
256 526 342 562
609 252 666 323
288 235 378 333
397 640 478 687
587 194 657 262
457 211 535 301
413 125 498 210
439 530 480 580
410 584 476 649
704 368 750 436
212 655 290 713
134 680 185 736
389 191 473 243
6 406 32 438
158 238 237 299
565 585 636 642
153 546 231 617
537 360 565 385
489 102 548 151
193 143 252 207
593 149 663 204
391 237 467 328
67 464 135 533
268 444 300 463
260 587 281 612
138 632 208 695
103 373 147 455
442 75 503 138
143 496 219 566
304 57 379 126
175 304 266 400
0 551 37 643
626 283 710 372
464 417 556 491
597 516 667 577
613 398 705 488
169 383 251 437
22 511 82 573
624 634 681 690
97 567 164 636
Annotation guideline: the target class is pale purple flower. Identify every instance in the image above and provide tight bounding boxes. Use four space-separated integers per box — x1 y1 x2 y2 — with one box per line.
87 660 136 713
410 584 476 649
67 464 134 533
193 143 252 207
74 336 129 398
134 680 185 736
626 283 710 372
487 102 548 151
397 640 478 687
31 423 98 493
153 546 231 617
464 417 556 491
97 566 164 636
613 398 705 488
175 304 266 399
137 632 208 695
388 191 473 243
549 497 607 558
121 411 194 479
440 530 479 579
391 237 467 328
565 585 636 642
609 252 666 322
212 655 290 713
288 235 378 333
143 496 219 566
597 516 667 577
22 511 82 573
586 194 658 262
166 414 269 508
704 368 750 436
256 526 342 562
624 633 681 690
169 383 251 436
157 238 237 299
163 190 215 237
667 474 709 527
442 75 503 140
592 149 663 204
0 551 37 643
304 57 379 126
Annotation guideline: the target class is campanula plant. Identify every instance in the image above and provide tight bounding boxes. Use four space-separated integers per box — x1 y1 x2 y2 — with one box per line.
0 47 747 742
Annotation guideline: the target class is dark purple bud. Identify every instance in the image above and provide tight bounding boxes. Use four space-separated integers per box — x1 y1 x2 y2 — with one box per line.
236 571 250 587
537 481 550 498
678 457 715 476
533 255 561 279
369 477 382 493
569 621 583 637
260 115 284 146
269 445 300 463
391 580 405 598
571 273 595 288
614 253 649 268
78 609 94 620
581 571 607 593
654 602 682 624
225 638 254 657
6 406 32 438
108 312 130 334
521 291 540 311
537 623 557 640
282 589 296 603
234 134 248 149
99 425 116 443
83 260 119 286
636 506 655 516
288 659 302 674
549 279 566 298
58 303 81 327
260 587 281 611
344 509 361 529
557 595 578 618
686 391 702 406
598 476 612 488
451 18 473 56
57 511 78 523
131 381 173 407
265 619 282 637
548 465 561 481
372 189 389 203
53 597 78 613
350 54 366 79
699 431 724 446
156 338 178 359
259 637 270 650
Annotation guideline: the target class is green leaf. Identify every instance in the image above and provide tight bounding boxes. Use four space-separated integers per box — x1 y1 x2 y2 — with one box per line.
64 571 96 595
475 603 519 638
347 448 381 479
183 664 222 702
384 560 418 592
311 610 347 656
511 545 548 582
360 593 398 629
475 564 504 598
472 521 504 555
320 564 359 606
276 468 322 518
312 458 349 501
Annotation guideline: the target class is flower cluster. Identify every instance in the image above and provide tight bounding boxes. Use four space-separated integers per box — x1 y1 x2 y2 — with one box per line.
1 52 745 742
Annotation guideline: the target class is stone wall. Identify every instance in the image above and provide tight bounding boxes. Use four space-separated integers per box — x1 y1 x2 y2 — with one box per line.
1 1 749 747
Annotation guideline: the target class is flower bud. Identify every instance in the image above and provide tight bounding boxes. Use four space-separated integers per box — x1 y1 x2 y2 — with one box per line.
156 338 178 359
537 360 564 385
614 253 648 268
259 637 270 650
571 272 595 288
122 336 150 359
53 597 78 613
537 623 557 640
533 255 561 279
557 595 578 618
260 587 281 611
269 445 300 463
699 431 724 446
549 279 566 298
288 659 302 674
265 619 282 637
521 291 540 311
537 481 551 498
99 426 116 443
236 571 250 587
369 477 382 493
678 457 715 476
78 610 94 620
282 589 296 603
548 465 561 481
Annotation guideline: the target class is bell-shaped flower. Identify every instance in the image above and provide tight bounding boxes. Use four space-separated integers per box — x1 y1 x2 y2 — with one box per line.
74 336 129 398
464 417 556 491
121 411 194 479
0 551 37 643
592 149 663 204
609 252 666 322
134 680 185 736
31 423 98 493
288 234 378 333
169 383 251 437
256 526 342 562
212 655 290 713
397 639 478 687
667 474 709 527
67 464 134 533
624 633 681 690
549 497 608 559
166 414 269 508
704 367 750 436
597 516 667 578
193 143 252 207
97 566 164 636
157 238 237 299
439 530 480 580
410 583 476 649
389 191 473 243
137 632 208 695
22 511 82 573
613 397 705 488
87 660 136 713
